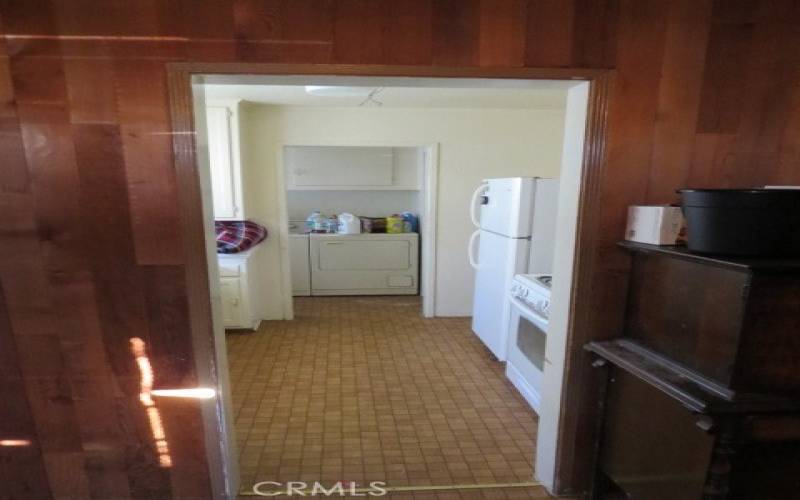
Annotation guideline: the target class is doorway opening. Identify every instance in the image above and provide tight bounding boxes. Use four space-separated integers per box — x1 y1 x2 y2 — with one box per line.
169 67 603 499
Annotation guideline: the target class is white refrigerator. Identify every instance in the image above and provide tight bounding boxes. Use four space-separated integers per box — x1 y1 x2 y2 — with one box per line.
468 177 558 361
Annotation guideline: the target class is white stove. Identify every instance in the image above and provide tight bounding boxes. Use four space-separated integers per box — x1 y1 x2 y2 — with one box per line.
509 273 552 320
506 273 553 414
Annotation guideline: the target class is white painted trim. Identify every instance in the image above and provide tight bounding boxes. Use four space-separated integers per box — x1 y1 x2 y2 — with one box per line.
275 147 295 321
191 86 241 499
534 82 590 494
206 98 243 108
195 76 586 500
421 144 438 318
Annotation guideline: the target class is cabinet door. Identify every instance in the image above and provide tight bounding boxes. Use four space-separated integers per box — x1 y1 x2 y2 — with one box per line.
285 146 393 188
219 277 244 327
207 106 239 219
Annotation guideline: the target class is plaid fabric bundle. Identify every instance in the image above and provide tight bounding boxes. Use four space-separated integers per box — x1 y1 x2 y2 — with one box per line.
215 220 267 254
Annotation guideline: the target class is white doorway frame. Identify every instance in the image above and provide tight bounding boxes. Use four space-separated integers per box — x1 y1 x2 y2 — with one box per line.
175 69 604 499
275 141 439 319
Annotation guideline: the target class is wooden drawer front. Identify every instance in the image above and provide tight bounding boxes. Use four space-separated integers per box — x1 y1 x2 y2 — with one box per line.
601 369 715 499
624 252 748 386
218 263 240 277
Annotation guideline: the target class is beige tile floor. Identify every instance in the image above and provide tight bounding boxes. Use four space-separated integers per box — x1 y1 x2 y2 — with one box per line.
227 296 546 498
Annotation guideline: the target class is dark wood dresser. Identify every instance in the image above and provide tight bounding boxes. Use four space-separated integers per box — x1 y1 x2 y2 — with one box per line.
587 242 800 500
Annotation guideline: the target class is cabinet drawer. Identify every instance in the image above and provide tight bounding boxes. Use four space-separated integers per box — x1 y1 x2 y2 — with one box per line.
218 263 240 277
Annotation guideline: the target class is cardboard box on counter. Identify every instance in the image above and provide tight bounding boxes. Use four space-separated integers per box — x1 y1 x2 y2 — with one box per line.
625 205 686 245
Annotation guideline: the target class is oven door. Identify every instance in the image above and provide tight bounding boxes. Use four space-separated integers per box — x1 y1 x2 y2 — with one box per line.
505 295 549 414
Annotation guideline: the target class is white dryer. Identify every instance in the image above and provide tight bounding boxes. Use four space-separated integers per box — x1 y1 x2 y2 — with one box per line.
309 233 419 295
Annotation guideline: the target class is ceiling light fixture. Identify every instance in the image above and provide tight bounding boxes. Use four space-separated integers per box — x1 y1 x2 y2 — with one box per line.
304 85 373 97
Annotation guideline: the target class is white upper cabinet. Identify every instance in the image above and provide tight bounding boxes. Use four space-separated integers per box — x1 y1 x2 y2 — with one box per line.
285 146 422 191
207 103 243 219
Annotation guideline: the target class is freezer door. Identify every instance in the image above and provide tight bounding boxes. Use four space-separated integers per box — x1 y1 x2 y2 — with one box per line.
471 230 531 361
480 177 536 238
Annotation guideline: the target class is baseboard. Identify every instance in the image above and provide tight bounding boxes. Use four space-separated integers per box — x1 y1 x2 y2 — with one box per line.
505 361 542 415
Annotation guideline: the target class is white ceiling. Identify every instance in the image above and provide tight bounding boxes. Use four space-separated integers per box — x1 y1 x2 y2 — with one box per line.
204 83 569 109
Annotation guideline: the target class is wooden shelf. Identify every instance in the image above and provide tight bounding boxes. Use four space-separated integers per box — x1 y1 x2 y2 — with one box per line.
585 339 800 415
618 240 800 272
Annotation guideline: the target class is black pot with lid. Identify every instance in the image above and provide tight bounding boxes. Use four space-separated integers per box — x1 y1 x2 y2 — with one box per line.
677 188 800 257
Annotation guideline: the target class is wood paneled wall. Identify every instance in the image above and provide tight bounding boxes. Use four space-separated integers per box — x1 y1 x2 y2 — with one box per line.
1 1 798 498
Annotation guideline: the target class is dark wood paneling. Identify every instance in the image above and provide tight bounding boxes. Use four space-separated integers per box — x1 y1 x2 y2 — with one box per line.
477 0 527 67
524 0 575 68
645 0 712 202
431 0 479 66
385 0 432 66
332 0 388 64
695 20 754 134
0 286 54 500
232 0 283 41
114 59 183 265
1 0 799 498
571 0 618 68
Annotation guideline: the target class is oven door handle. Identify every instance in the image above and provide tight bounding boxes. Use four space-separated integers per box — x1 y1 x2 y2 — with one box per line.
508 295 549 331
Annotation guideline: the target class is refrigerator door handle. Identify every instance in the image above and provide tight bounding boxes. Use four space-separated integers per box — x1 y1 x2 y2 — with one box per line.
468 229 481 269
469 182 489 228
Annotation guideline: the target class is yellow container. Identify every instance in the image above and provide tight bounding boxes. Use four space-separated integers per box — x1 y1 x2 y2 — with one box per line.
386 215 404 234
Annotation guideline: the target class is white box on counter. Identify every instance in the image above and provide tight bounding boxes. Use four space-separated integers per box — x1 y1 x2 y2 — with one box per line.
624 205 686 245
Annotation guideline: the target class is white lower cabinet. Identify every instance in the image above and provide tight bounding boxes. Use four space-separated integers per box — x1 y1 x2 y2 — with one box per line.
289 234 311 296
219 276 243 326
218 248 261 330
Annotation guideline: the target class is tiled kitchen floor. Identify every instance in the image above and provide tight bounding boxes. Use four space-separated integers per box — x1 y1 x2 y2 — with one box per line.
227 296 545 498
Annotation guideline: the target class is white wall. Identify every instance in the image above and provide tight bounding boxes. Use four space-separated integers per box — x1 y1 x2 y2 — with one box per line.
535 83 589 493
238 102 278 319
240 103 567 316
